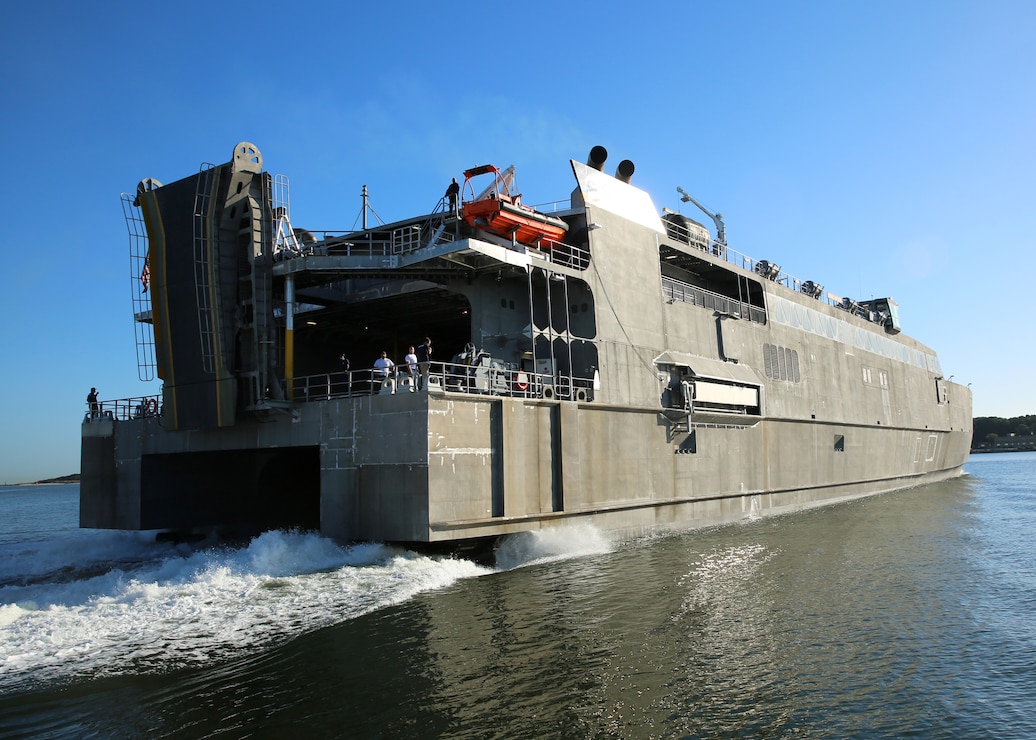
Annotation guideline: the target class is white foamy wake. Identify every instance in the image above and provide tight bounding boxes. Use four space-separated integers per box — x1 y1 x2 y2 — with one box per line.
0 530 490 691
0 523 616 691
494 524 614 571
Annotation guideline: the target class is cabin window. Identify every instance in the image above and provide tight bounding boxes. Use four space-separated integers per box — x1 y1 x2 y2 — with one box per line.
834 435 845 452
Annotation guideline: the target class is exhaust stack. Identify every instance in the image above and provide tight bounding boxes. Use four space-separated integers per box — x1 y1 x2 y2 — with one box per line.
587 146 608 171
615 159 635 184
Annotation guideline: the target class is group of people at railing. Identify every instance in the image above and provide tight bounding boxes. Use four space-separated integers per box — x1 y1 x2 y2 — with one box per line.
293 338 594 403
327 338 434 398
85 334 593 420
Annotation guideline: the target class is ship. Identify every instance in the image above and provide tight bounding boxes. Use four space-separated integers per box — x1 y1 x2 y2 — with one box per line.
81 142 973 553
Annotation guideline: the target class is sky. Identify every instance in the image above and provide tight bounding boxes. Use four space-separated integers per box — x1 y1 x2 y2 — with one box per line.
1 0 1032 483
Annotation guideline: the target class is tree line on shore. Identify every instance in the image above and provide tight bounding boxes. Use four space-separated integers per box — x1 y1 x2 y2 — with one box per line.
21 474 81 485
973 415 1036 449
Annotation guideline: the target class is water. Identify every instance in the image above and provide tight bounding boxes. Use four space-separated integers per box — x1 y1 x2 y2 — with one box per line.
0 454 1033 739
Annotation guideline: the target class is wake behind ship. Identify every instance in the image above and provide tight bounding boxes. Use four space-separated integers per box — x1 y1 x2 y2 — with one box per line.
81 143 972 548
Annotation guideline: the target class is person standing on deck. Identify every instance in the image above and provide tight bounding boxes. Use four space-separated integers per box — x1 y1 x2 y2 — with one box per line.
373 351 395 394
87 387 99 419
404 346 418 391
445 178 460 215
416 337 432 390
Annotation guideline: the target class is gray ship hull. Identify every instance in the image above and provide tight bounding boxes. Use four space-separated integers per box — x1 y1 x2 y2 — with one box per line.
82 381 970 546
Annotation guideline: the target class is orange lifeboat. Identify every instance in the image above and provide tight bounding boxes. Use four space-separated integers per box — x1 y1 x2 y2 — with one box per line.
460 164 568 247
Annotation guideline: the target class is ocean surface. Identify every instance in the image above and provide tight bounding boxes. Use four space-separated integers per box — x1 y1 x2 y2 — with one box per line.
0 453 1033 739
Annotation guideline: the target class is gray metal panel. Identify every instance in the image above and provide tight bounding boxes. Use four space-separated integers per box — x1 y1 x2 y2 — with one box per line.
654 351 761 385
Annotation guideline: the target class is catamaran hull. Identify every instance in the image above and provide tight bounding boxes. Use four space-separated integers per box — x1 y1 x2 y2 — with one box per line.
82 390 970 546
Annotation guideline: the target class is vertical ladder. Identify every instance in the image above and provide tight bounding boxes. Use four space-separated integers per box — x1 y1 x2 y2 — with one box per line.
121 186 157 381
193 164 218 374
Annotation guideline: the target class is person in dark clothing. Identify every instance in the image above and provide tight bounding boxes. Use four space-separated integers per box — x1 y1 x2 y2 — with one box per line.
87 387 99 419
445 178 460 215
416 338 432 390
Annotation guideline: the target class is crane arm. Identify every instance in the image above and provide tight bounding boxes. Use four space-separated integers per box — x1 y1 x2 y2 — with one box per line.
677 187 726 245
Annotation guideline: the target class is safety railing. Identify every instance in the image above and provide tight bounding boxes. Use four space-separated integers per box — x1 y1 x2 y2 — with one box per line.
278 205 590 271
662 219 841 307
662 276 767 323
83 395 162 423
289 363 595 403
528 199 570 214
528 240 591 271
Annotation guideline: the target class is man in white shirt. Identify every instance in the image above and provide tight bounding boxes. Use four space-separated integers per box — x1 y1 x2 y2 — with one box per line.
403 346 418 391
373 351 395 393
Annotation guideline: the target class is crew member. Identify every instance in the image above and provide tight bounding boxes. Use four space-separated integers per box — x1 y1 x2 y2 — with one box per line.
416 338 432 390
87 387 99 419
445 178 460 215
373 351 395 394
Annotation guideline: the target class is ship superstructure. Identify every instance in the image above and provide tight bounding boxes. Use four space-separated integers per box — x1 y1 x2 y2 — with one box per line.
82 143 973 547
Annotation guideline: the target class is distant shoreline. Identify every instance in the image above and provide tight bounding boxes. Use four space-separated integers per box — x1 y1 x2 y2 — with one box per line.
3 474 81 486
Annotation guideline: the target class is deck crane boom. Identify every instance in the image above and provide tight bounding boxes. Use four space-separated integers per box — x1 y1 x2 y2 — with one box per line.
677 187 726 246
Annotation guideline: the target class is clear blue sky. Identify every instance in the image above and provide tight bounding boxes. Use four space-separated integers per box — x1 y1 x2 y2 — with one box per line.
1 1 1032 482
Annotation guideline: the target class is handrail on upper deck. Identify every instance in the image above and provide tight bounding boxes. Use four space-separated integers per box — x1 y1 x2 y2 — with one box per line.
661 218 880 315
83 395 162 423
289 362 595 404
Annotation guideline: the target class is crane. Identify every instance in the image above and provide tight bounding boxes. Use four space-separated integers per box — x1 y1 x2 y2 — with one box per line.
676 187 726 246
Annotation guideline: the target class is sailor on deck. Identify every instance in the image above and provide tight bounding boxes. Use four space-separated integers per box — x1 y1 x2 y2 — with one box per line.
416 338 432 390
445 178 460 215
87 387 99 419
373 351 395 394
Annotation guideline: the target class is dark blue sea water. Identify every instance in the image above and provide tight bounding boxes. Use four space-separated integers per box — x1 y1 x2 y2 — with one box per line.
0 453 1033 738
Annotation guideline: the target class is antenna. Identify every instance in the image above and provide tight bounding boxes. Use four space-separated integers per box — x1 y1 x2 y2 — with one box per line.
354 185 386 230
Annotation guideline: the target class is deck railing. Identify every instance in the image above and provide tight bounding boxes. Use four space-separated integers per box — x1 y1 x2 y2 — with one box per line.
276 209 592 272
83 395 162 423
661 219 842 308
82 366 594 424
289 362 595 403
662 276 768 323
